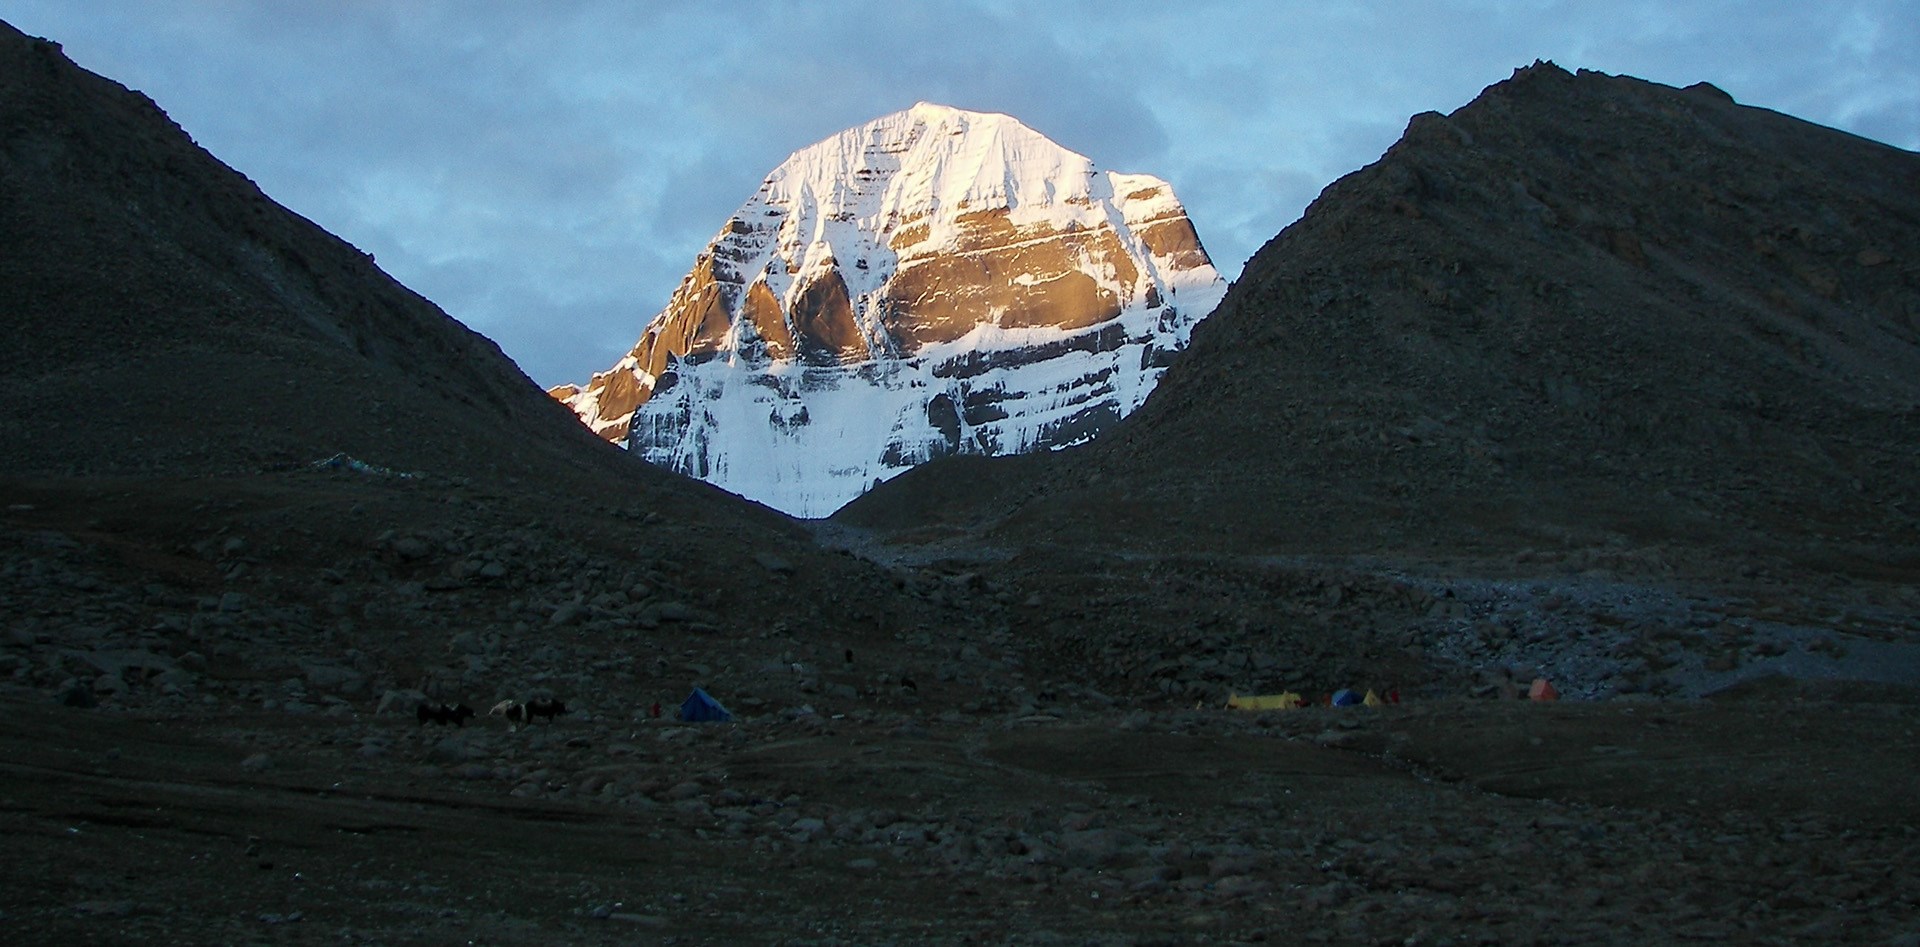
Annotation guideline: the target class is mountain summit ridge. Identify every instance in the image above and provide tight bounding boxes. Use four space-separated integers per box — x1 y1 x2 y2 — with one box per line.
555 102 1224 517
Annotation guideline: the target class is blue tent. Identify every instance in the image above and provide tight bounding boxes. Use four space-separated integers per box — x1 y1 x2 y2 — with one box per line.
679 688 732 722
1330 688 1363 707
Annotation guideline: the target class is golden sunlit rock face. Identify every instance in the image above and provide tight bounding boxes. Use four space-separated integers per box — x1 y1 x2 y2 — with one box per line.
791 268 869 365
559 201 1205 441
741 280 792 361
884 208 1135 347
554 103 1224 515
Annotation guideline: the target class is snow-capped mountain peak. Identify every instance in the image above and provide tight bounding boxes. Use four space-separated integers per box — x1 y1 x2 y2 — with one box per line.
552 103 1225 517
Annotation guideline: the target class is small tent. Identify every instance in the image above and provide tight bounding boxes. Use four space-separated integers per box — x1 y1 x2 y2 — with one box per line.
1362 689 1385 708
1228 692 1304 711
680 687 733 722
1528 678 1559 701
1330 688 1364 707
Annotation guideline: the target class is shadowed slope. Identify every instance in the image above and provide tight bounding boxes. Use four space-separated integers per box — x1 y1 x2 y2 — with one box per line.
0 17 968 695
842 63 1920 578
0 22 665 495
0 19 866 642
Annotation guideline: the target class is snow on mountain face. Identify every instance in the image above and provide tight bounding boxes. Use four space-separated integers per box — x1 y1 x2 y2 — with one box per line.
553 102 1225 517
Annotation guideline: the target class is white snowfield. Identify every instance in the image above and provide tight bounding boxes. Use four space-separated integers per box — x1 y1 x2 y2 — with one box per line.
593 102 1225 518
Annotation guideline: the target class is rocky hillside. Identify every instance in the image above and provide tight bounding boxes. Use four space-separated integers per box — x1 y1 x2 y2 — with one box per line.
0 18 968 702
556 103 1223 516
843 63 1920 579
0 24 637 485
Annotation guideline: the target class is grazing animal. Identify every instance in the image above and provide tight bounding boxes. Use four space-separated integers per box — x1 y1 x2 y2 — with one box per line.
488 699 526 725
525 697 569 723
416 702 475 727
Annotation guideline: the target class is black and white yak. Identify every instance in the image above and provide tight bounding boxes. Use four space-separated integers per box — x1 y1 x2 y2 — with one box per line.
489 697 569 729
488 699 526 725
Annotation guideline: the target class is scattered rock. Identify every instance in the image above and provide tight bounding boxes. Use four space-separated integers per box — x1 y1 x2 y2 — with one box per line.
390 536 431 560
754 552 796 575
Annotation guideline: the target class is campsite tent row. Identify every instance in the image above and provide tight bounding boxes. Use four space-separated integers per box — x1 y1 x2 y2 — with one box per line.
1228 678 1558 710
1227 689 1390 709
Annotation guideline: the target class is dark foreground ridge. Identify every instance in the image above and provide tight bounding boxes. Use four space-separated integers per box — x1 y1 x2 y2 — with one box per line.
4 27 1918 944
0 22 607 484
844 62 1920 578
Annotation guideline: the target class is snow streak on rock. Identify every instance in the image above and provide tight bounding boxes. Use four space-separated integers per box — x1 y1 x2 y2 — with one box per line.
555 103 1225 517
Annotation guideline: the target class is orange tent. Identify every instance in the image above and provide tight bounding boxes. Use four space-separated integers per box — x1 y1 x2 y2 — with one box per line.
1528 678 1559 701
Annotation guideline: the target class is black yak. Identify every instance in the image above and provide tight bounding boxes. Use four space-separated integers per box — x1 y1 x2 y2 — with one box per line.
416 702 475 726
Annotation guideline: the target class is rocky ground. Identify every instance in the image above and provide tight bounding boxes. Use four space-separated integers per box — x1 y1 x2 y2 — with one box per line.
5 672 1918 945
6 470 1920 945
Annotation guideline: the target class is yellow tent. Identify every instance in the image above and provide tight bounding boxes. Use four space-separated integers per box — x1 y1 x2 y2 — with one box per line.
1362 689 1385 707
1227 691 1304 710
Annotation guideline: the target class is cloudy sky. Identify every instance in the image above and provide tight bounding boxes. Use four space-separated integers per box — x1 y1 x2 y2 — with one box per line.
6 1 1916 387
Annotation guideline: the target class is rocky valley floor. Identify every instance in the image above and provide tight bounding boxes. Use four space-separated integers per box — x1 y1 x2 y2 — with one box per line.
4 472 1920 945
3 688 1917 945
